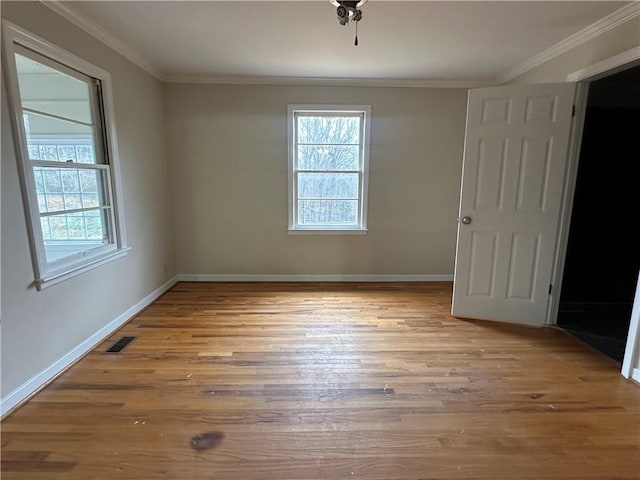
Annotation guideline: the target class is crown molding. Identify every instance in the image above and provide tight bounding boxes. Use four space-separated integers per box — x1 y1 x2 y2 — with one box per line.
165 74 488 88
39 0 167 81
495 2 640 85
567 45 640 82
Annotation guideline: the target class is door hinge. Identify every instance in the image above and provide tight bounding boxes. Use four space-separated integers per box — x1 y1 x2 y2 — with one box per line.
548 284 553 295
571 105 576 117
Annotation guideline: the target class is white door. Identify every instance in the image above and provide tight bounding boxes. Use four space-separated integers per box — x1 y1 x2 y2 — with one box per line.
452 83 575 325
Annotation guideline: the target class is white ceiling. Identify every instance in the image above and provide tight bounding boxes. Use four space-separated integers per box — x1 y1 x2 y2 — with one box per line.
59 1 632 84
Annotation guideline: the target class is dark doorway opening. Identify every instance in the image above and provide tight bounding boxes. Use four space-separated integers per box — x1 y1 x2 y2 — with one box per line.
558 65 640 363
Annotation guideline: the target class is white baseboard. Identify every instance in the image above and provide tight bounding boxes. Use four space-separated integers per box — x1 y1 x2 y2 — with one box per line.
176 274 453 282
632 369 640 383
0 275 178 418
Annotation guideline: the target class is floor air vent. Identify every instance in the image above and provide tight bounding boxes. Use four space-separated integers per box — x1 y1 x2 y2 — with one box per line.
105 336 136 353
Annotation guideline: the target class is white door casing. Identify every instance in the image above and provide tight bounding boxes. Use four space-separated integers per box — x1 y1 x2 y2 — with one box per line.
452 83 576 325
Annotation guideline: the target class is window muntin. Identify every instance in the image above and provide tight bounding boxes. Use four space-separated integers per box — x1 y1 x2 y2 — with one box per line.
3 22 128 288
289 107 370 231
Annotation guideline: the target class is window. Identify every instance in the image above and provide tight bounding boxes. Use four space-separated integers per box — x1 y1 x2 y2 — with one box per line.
2 22 128 288
288 105 371 233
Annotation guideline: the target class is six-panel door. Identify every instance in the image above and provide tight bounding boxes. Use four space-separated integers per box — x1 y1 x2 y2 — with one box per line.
452 83 575 325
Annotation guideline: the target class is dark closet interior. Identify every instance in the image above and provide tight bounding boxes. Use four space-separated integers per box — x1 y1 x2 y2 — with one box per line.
558 65 640 362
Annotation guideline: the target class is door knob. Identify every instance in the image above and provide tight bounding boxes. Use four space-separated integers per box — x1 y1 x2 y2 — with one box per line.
461 216 472 225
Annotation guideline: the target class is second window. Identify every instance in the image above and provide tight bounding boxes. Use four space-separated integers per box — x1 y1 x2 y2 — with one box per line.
288 105 371 232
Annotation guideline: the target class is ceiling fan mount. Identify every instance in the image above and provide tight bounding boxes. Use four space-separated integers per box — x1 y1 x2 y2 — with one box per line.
329 0 367 26
329 0 367 46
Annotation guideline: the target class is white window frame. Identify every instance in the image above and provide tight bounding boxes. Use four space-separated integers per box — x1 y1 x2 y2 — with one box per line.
287 104 371 234
2 21 129 290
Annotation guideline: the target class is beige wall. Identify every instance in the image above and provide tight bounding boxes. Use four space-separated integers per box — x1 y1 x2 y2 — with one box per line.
507 16 640 84
1 3 175 396
166 84 467 276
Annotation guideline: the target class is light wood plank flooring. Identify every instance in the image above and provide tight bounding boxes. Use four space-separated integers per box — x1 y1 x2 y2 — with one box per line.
2 282 639 479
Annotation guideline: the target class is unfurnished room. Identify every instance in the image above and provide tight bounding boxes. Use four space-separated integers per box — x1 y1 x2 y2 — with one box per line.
1 1 639 479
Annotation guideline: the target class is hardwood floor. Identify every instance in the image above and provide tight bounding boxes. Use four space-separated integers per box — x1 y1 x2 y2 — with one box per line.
2 282 639 479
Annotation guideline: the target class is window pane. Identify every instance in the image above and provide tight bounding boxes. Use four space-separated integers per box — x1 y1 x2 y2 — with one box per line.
28 144 40 159
23 111 96 163
82 194 100 208
15 53 92 124
64 194 82 210
61 169 80 192
42 169 62 193
46 194 64 212
297 115 360 144
34 166 107 214
40 210 109 263
298 200 358 225
75 145 95 164
298 145 359 171
298 173 359 200
57 145 76 161
40 145 58 161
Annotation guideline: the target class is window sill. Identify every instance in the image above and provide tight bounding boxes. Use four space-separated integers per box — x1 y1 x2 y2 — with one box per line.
35 247 131 290
288 229 368 235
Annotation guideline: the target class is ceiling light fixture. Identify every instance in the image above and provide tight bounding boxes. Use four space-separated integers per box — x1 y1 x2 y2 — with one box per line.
329 0 367 46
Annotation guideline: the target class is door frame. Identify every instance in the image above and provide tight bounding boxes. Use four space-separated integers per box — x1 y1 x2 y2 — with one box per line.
546 47 640 380
545 82 589 327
